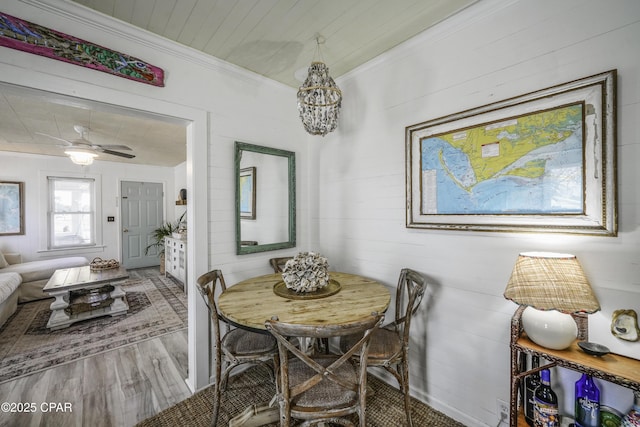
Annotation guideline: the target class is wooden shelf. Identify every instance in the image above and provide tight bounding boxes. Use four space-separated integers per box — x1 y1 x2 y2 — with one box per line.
509 306 640 426
515 335 640 390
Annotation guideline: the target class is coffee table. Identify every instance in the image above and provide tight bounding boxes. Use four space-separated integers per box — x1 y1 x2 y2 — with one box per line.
43 265 129 330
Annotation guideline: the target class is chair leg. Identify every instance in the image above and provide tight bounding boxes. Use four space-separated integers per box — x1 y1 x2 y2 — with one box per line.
400 356 413 427
211 351 223 427
211 381 221 427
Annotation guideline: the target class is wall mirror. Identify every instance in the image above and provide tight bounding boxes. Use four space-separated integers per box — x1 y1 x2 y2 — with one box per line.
235 141 296 254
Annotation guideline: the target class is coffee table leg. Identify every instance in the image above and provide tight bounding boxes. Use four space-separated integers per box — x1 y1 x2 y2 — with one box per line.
47 291 71 329
109 281 128 314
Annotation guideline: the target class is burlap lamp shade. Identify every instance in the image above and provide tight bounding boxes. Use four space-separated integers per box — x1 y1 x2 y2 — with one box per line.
504 252 600 350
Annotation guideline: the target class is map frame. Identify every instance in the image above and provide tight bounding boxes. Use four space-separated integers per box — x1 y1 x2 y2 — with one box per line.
405 70 617 236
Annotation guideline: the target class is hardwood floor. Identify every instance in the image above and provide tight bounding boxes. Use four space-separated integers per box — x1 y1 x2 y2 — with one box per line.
0 268 192 427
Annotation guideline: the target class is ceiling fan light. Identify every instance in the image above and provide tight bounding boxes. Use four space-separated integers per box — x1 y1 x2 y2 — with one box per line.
65 149 97 165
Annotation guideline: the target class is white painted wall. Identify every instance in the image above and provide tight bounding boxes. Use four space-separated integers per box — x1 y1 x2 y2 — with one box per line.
0 151 176 262
313 0 640 425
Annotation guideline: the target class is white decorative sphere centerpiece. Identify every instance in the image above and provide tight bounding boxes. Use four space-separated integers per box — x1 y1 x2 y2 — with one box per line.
282 252 330 293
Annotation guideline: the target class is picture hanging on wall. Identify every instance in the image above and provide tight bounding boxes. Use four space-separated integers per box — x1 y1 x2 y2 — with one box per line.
406 70 617 236
0 12 164 87
239 167 256 219
0 181 24 235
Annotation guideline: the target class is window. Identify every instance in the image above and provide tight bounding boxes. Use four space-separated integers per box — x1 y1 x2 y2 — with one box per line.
48 177 96 248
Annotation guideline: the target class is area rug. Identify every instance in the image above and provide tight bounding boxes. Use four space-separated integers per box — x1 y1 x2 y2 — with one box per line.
136 364 466 427
0 272 187 383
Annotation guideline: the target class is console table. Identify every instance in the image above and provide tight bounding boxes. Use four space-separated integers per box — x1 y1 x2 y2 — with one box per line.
164 236 187 287
509 305 640 426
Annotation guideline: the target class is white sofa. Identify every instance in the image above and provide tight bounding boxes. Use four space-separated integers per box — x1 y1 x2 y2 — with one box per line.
0 252 89 328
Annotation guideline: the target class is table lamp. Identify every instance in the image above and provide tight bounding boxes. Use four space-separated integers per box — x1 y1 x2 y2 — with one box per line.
504 252 600 350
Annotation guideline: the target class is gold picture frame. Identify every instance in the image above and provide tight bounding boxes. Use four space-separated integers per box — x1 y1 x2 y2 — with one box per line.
406 70 617 235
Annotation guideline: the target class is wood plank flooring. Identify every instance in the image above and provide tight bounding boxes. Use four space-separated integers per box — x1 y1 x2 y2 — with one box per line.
0 268 192 427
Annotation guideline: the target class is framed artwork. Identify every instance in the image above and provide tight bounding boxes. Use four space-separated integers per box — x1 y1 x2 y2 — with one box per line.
0 181 25 235
239 167 256 219
406 70 617 235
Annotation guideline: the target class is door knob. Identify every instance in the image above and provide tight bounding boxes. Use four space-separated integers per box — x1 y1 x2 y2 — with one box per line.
123 228 129 232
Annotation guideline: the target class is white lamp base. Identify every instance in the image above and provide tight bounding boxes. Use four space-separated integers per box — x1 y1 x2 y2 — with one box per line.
521 306 577 350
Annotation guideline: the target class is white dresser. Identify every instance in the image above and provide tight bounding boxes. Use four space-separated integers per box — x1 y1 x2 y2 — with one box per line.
164 236 187 288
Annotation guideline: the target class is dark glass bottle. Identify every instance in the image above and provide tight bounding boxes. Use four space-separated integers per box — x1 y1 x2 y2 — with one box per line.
534 369 559 427
575 374 600 427
524 355 541 426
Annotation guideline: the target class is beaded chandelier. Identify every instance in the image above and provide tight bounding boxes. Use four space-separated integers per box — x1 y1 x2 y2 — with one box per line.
297 38 342 136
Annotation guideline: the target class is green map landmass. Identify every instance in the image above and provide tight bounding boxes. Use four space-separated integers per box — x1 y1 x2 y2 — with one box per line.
438 104 583 189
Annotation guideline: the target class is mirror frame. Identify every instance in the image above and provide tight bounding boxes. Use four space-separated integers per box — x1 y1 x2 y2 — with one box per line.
235 141 296 254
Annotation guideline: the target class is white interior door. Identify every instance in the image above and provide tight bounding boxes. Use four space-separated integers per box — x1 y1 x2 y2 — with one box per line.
121 181 164 269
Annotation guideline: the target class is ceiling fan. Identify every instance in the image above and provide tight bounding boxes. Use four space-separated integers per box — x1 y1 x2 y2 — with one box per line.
37 125 136 164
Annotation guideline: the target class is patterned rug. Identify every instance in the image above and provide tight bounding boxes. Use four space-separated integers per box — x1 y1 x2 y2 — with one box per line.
0 271 187 383
136 364 466 427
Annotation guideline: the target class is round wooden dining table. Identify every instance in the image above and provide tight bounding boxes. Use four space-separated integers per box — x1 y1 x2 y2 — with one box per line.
218 271 390 427
218 271 391 331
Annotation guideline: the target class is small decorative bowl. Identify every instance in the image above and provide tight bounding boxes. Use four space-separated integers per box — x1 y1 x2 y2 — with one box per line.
600 405 623 427
577 341 610 356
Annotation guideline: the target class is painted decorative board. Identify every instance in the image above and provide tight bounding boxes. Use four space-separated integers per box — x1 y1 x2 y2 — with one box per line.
0 12 164 87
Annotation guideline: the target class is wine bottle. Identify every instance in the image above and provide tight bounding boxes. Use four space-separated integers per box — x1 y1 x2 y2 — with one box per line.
622 391 640 427
534 369 559 427
524 355 541 426
575 374 600 427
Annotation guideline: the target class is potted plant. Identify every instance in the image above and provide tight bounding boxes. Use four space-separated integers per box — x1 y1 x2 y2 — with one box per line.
145 212 185 273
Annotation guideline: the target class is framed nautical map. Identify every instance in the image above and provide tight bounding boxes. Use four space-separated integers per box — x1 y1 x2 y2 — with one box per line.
406 70 617 235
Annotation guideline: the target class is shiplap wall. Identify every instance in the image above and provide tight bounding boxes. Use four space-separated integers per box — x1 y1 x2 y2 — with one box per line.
314 0 640 425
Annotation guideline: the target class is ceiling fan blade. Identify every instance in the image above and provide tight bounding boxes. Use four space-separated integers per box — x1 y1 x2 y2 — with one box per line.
35 132 73 145
101 148 136 159
95 144 133 151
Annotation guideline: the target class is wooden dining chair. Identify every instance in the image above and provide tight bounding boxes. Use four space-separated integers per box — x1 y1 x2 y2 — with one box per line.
339 268 427 427
196 269 278 426
269 257 293 273
265 312 384 427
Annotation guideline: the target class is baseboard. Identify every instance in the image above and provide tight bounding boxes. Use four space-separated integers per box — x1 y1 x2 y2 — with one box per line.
368 368 485 427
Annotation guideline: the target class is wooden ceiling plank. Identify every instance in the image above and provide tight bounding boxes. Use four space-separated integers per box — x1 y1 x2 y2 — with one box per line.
175 0 220 46
148 0 178 35
130 0 156 30
162 0 199 40
189 0 236 51
201 0 261 55
113 0 135 23
215 0 280 60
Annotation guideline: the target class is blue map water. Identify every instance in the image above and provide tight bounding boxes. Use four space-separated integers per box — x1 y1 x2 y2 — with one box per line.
421 132 583 214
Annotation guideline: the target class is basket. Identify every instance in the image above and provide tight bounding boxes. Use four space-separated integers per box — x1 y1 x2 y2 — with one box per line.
90 257 120 271
65 285 115 315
